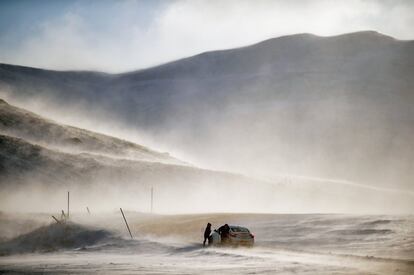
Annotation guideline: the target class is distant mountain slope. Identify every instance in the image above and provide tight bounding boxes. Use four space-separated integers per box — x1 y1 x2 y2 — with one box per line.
1 31 413 191
0 99 180 164
1 134 413 214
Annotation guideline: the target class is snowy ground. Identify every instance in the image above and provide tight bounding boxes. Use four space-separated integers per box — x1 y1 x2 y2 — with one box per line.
0 213 413 274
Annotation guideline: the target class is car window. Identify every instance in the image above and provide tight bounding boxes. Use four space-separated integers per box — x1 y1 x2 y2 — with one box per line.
231 227 249 232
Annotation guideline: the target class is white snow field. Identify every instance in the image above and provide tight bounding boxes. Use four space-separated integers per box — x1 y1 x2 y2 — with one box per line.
0 213 413 274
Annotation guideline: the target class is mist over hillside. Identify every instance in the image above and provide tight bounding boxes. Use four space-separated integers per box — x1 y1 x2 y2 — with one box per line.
1 133 413 214
1 31 413 196
1 100 412 214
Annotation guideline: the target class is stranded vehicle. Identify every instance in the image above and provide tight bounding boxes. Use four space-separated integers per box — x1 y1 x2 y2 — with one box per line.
209 225 254 247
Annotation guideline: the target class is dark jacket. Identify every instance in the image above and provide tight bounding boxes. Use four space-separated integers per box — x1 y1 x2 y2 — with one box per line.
204 223 212 239
218 224 230 236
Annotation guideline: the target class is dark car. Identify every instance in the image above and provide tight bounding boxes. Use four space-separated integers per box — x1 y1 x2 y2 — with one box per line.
209 225 254 246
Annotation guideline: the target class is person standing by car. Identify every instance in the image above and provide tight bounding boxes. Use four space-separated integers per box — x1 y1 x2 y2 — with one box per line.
218 224 230 244
203 223 212 246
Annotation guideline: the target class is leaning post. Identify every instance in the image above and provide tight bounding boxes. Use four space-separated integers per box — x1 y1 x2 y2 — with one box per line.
120 208 133 239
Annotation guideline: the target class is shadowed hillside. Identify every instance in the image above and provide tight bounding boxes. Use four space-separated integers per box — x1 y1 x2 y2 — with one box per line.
0 99 180 164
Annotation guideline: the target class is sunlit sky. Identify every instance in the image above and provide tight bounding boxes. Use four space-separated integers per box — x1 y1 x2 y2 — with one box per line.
1 0 413 72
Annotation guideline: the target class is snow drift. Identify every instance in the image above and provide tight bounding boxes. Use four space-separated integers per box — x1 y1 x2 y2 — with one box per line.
0 222 114 255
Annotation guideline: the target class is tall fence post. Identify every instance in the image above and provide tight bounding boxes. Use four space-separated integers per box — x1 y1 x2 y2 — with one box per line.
67 191 70 219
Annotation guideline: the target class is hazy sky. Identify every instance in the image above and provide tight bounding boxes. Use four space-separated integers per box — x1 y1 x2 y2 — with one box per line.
0 0 413 72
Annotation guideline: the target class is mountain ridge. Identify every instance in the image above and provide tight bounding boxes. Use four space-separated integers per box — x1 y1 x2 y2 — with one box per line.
1 30 413 193
0 30 409 75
